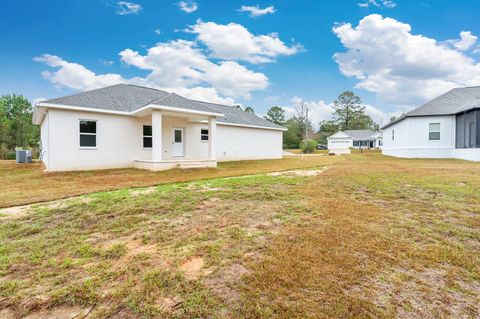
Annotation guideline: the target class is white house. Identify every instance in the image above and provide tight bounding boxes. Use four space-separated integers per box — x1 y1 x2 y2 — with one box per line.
327 130 382 154
382 86 480 162
32 84 286 172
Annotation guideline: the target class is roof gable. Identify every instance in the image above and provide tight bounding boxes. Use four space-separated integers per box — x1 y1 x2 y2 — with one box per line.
328 131 353 139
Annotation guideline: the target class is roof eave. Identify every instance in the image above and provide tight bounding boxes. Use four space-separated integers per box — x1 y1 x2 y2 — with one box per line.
133 104 224 117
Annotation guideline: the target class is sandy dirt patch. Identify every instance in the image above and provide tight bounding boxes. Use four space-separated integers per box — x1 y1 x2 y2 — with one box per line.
267 167 328 177
179 257 205 280
0 197 93 219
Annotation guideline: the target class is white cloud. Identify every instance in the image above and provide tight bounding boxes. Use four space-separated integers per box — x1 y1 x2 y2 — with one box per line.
119 40 268 99
239 5 276 17
333 14 480 106
33 54 129 90
35 35 270 104
448 31 478 51
285 96 400 128
154 28 161 35
116 1 142 15
100 59 114 66
358 0 396 8
34 53 234 105
178 1 198 13
188 20 302 63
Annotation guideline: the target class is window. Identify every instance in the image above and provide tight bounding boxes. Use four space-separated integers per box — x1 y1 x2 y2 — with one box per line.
429 123 440 140
469 122 475 147
392 130 395 141
353 141 359 147
79 120 96 147
201 129 209 141
143 125 152 148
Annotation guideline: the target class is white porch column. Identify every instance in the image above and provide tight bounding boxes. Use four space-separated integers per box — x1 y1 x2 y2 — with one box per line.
208 116 217 160
152 110 163 161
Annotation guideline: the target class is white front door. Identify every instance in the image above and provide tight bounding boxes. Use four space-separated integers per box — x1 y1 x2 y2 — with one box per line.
172 128 184 157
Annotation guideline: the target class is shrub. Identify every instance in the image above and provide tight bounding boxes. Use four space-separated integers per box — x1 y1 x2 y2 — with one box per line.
300 140 317 154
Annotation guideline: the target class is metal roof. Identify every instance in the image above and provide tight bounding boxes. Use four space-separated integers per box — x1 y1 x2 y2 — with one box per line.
39 84 285 130
382 86 480 129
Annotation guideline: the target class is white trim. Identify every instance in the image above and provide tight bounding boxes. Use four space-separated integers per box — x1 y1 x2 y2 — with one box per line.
132 104 224 117
79 119 98 148
142 124 153 149
216 121 287 131
37 103 131 116
200 127 209 143
172 127 185 157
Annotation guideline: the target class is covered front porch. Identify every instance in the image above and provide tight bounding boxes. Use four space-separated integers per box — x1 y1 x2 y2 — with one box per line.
132 107 221 171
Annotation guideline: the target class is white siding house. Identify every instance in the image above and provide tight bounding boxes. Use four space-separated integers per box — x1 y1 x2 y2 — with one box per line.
33 84 286 171
382 86 480 162
327 130 382 154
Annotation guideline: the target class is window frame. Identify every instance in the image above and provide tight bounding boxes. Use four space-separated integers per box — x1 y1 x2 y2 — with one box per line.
200 128 209 142
79 119 97 149
143 125 153 149
428 122 441 141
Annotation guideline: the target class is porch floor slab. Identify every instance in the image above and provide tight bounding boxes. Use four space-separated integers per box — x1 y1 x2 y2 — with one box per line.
134 159 217 171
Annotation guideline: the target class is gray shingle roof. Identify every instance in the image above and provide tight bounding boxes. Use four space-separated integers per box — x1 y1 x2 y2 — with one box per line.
343 129 378 140
41 84 169 112
151 93 221 114
382 86 480 129
194 100 285 130
39 84 285 130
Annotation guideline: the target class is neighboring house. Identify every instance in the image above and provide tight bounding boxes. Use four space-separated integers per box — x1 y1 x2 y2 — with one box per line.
381 86 480 161
327 129 383 154
32 84 286 172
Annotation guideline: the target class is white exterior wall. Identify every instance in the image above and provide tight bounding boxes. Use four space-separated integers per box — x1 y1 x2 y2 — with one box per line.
40 111 49 168
40 108 283 171
381 115 479 160
161 117 209 160
46 108 149 171
327 138 353 150
216 125 283 161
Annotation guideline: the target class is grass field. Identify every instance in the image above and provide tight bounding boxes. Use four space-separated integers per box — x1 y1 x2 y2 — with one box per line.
1 153 479 318
0 156 341 208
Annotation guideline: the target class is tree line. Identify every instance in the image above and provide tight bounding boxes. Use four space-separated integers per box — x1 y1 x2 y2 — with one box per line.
263 91 379 149
0 95 39 159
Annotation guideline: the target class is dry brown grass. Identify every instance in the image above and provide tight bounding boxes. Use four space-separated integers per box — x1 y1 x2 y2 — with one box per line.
0 156 341 208
237 153 480 318
1 153 479 318
0 173 311 318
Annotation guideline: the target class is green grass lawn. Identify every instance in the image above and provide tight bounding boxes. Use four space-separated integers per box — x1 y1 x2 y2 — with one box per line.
1 153 479 318
0 156 341 208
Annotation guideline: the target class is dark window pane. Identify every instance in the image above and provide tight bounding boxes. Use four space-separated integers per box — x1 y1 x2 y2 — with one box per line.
80 120 96 133
143 125 152 136
80 134 96 147
456 114 465 148
201 135 208 141
429 132 440 140
143 137 152 148
201 129 208 135
174 130 182 143
469 122 475 147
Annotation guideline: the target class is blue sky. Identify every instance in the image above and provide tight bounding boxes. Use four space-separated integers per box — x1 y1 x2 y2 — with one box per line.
2 0 480 125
